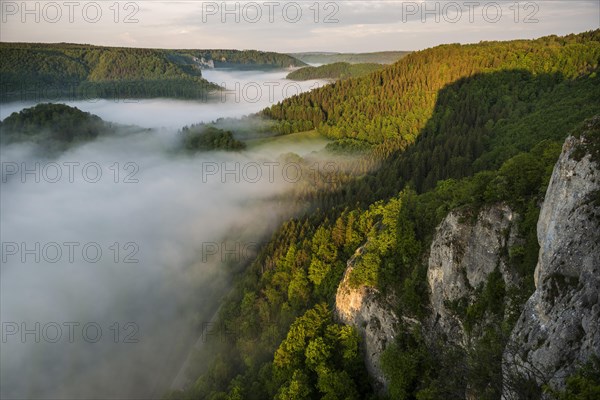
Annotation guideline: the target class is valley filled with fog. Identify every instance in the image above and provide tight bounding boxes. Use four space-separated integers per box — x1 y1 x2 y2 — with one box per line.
0 69 328 399
2 0 599 396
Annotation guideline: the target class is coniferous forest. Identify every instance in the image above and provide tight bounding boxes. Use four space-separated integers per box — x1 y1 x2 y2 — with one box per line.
0 43 305 101
286 62 385 81
167 30 600 400
2 20 599 400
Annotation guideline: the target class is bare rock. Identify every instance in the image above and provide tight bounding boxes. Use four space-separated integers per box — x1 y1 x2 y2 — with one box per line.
334 246 399 393
503 119 600 397
427 204 520 345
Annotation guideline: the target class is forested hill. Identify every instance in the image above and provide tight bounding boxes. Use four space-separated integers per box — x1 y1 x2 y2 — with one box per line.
180 49 306 69
172 31 600 400
264 30 600 142
0 103 114 153
0 43 304 101
289 51 410 65
265 30 600 201
286 62 384 81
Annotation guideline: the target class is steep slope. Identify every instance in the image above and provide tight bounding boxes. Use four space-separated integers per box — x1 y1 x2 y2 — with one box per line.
333 120 599 398
265 31 600 142
286 62 384 81
427 204 521 347
0 43 303 101
0 43 210 100
503 117 600 397
334 244 399 393
289 51 409 65
182 49 305 69
172 32 600 400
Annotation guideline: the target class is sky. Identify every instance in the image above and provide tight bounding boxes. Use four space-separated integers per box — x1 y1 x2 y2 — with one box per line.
0 0 598 52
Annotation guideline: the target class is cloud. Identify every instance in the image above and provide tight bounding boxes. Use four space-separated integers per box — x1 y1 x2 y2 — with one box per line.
0 1 598 51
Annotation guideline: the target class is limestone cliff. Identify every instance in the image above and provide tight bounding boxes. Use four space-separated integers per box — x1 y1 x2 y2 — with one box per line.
334 204 523 395
427 204 521 345
334 118 600 397
334 245 399 393
503 118 600 396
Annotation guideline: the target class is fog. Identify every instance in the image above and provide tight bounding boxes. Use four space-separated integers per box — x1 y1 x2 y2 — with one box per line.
0 70 329 399
0 69 325 129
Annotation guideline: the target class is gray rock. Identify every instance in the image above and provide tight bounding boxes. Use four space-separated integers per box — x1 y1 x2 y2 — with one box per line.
333 119 600 399
427 204 520 345
503 128 600 397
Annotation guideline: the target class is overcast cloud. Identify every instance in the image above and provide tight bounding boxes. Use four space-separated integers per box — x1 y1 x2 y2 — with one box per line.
0 1 598 52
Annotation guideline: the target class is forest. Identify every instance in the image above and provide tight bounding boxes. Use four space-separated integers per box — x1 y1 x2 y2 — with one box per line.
180 124 247 152
0 103 113 151
169 30 600 400
183 49 306 69
0 43 303 101
3 30 599 400
289 51 410 65
286 63 384 81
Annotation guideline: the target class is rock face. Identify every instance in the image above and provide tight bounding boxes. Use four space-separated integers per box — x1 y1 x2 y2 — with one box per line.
334 118 600 397
427 204 521 345
334 246 399 393
335 205 523 393
503 126 600 396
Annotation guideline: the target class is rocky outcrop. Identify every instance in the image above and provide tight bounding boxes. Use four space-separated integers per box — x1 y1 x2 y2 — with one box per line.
335 118 600 398
503 119 600 396
334 246 399 393
192 56 214 69
335 205 523 393
427 204 521 345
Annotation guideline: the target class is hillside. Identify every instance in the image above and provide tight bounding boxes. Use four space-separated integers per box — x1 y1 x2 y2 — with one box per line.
181 49 306 69
171 30 600 400
290 51 410 65
265 31 600 141
0 43 304 101
179 124 246 152
286 62 384 81
0 103 111 147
